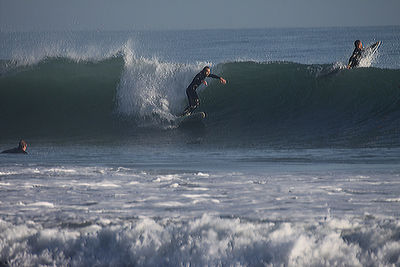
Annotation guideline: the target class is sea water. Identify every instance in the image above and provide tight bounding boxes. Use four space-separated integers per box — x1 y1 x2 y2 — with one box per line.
1 27 400 266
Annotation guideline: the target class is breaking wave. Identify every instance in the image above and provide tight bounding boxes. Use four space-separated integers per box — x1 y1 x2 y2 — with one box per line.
1 48 399 147
1 215 399 266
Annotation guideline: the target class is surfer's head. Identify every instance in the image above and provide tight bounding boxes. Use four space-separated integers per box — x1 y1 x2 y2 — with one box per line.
354 40 362 49
18 139 27 151
202 66 211 76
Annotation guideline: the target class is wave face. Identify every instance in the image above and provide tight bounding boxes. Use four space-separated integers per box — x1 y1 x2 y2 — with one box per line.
0 57 125 136
201 62 400 147
1 58 400 147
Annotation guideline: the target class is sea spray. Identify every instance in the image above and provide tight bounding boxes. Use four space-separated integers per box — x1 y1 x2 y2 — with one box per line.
115 41 210 127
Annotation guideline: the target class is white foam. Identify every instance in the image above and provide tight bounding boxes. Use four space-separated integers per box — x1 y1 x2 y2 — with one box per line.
96 181 120 188
170 183 179 188
182 194 212 199
115 44 211 126
155 201 186 207
196 172 210 177
0 171 17 176
9 35 126 67
73 182 93 187
0 215 399 266
185 187 209 191
327 218 357 230
27 202 54 208
382 198 400 202
359 53 378 68
153 174 180 183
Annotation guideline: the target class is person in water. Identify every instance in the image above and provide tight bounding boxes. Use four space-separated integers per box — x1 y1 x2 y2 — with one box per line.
347 40 364 69
182 66 226 116
1 139 28 154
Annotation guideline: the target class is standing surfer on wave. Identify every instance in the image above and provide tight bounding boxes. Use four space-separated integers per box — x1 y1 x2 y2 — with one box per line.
182 66 226 116
347 40 363 69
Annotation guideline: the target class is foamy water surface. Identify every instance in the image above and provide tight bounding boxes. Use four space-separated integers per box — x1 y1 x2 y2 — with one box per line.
1 145 400 266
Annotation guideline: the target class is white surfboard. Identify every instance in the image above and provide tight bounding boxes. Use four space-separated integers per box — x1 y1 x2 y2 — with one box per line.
362 41 381 58
175 112 206 126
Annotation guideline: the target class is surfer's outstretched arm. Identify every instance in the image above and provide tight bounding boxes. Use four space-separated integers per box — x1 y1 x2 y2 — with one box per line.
208 74 226 84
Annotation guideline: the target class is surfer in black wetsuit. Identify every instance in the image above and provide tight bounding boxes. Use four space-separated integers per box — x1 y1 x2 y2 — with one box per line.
347 40 364 69
182 66 226 116
1 139 28 154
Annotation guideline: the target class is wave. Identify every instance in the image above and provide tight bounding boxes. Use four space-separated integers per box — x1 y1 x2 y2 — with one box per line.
202 62 400 147
1 215 399 266
1 55 400 147
0 56 125 137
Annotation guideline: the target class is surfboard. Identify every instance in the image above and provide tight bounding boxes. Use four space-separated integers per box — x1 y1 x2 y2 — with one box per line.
175 112 206 126
362 41 381 58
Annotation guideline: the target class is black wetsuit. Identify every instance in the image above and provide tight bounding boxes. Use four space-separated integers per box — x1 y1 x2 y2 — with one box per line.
183 71 220 115
1 147 27 154
348 47 363 69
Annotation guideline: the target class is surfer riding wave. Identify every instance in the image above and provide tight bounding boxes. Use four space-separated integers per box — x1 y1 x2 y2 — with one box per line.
347 40 364 69
347 40 381 69
182 66 226 116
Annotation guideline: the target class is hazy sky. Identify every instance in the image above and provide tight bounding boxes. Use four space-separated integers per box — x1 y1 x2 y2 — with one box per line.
1 0 399 31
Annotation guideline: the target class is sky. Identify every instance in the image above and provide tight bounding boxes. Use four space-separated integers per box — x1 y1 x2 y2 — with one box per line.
1 0 400 32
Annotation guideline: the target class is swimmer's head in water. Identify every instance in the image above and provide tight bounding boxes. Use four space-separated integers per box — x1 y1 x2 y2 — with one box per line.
18 139 27 151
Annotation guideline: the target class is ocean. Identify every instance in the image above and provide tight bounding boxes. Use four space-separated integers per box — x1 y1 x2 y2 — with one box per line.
1 26 400 266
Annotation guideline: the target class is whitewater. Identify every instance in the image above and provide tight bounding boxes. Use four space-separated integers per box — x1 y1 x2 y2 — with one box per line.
1 27 400 266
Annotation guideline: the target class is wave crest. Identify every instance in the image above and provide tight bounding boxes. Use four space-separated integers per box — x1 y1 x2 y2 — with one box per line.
1 58 399 147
